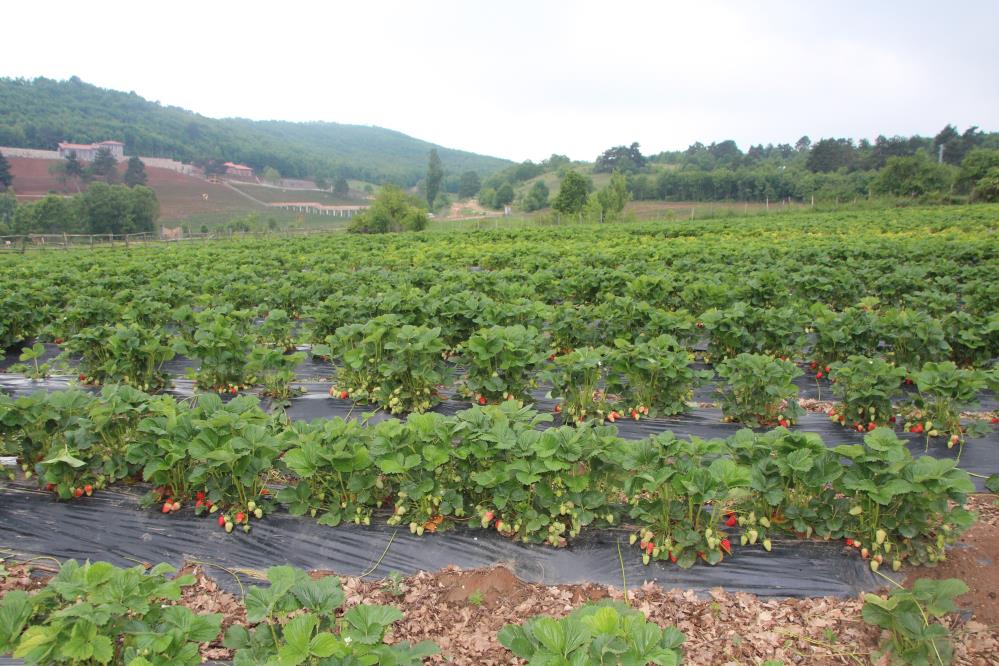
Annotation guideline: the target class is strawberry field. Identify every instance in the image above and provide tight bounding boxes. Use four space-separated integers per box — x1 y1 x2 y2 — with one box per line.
2 205 999 664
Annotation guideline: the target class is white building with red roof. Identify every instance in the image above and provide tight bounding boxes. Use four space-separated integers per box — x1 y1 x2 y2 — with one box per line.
57 140 125 161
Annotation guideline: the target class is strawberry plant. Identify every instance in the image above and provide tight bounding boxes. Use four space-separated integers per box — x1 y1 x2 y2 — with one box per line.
907 361 988 452
372 413 465 533
607 334 706 417
0 559 221 666
878 309 950 371
276 417 379 527
246 346 305 400
863 578 968 665
458 324 547 404
323 315 449 413
545 347 612 424
729 428 846 544
10 342 54 380
834 428 975 569
808 304 880 366
174 308 253 391
254 307 297 350
617 433 750 567
185 394 282 530
498 601 684 666
222 565 438 665
715 353 804 427
127 394 201 505
828 355 906 431
67 323 175 391
454 401 619 545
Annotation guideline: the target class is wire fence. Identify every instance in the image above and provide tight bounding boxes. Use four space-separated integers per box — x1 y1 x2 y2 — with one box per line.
0 226 347 252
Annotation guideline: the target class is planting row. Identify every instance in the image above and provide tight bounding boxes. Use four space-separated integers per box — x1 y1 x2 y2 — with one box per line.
2 210 998 377
0 385 978 571
7 309 998 442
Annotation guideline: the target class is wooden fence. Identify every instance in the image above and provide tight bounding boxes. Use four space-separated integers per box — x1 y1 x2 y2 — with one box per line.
0 227 346 252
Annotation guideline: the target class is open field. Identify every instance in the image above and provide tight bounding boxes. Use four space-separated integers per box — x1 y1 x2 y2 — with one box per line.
228 181 371 205
1 205 998 663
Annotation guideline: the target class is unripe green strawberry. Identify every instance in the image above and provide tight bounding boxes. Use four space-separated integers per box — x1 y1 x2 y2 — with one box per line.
254 508 263 519
759 516 771 528
762 538 772 552
247 500 256 511
642 554 650 565
875 529 886 545
892 559 902 571
225 521 233 533
629 533 638 545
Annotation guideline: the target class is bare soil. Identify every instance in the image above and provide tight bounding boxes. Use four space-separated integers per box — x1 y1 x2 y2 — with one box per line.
906 495 999 628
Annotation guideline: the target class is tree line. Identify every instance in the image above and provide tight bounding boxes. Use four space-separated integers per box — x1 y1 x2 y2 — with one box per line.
0 76 510 187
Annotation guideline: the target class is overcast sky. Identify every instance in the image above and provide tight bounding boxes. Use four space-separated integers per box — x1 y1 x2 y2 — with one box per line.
3 1 997 162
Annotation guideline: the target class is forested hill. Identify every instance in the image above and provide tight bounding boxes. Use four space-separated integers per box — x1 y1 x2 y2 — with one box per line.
0 76 512 185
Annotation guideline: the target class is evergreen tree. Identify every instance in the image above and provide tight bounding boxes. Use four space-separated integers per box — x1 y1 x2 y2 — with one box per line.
90 147 118 182
123 156 147 187
0 150 12 191
426 149 443 206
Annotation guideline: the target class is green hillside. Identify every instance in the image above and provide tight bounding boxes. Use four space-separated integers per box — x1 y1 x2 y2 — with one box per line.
0 76 511 185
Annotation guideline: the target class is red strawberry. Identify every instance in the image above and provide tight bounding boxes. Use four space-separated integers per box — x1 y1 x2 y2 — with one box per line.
889 416 896 423
230 386 237 395
816 371 824 379
78 374 87 382
720 538 732 554
725 514 737 527
991 417 999 424
669 553 678 563
171 501 180 512
484 510 494 522
477 395 487 405
45 483 55 491
218 515 227 527
340 390 349 400
259 488 269 495
54 338 64 345
196 491 206 501
824 366 830 373
867 422 877 431
195 499 204 509
84 484 93 496
554 403 561 413
810 362 817 369
845 538 854 547
162 502 172 514
779 419 789 428
73 487 83 498
235 511 246 523
645 542 655 555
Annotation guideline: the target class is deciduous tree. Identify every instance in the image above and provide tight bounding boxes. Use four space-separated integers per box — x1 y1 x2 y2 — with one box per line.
552 170 591 216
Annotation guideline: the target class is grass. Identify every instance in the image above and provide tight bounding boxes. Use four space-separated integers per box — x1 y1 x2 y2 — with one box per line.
228 182 369 206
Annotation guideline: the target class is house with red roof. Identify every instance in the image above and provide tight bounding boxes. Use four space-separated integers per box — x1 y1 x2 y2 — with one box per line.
224 162 254 178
